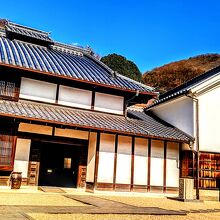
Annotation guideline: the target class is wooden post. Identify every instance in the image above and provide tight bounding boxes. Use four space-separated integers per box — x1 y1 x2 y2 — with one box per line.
94 132 100 188
130 136 135 191
147 139 151 191
113 134 118 190
163 141 167 192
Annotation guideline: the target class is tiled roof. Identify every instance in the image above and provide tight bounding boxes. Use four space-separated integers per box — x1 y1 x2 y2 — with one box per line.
128 108 192 142
5 22 53 43
0 37 154 93
0 100 191 142
146 65 220 109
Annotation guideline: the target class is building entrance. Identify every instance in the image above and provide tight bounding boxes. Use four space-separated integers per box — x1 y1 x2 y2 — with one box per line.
29 139 88 188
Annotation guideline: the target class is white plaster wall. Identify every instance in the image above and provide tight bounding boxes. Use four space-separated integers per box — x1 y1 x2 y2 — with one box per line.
166 142 179 187
134 138 148 185
151 97 194 137
86 132 97 182
94 92 124 115
97 133 115 183
13 138 31 178
18 123 53 135
58 85 92 109
116 135 132 184
150 140 164 186
55 128 89 140
198 86 220 152
19 77 57 103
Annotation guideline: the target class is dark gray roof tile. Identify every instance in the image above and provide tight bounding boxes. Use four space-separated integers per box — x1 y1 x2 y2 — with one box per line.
0 37 154 93
0 100 191 142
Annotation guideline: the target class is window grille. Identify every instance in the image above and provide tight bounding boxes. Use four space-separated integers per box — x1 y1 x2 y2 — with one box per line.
0 135 14 166
64 158 72 169
0 80 18 99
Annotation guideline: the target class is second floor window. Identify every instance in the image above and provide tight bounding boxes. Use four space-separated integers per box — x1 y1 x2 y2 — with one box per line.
0 80 18 100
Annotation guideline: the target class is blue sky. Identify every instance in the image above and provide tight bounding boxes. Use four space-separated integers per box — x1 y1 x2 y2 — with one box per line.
1 0 220 72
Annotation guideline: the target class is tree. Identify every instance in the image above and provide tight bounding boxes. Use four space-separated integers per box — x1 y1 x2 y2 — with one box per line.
101 53 142 82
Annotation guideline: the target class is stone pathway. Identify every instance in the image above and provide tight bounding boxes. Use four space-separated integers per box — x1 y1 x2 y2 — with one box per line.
3 194 220 219
38 186 66 193
0 195 188 219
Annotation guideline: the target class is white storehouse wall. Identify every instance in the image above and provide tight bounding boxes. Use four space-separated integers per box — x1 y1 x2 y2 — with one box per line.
86 132 97 182
13 138 31 178
19 77 57 103
115 135 132 184
151 96 194 137
94 92 124 115
19 78 124 115
166 142 179 187
97 133 115 183
198 86 220 152
150 140 164 186
133 138 148 185
58 85 92 109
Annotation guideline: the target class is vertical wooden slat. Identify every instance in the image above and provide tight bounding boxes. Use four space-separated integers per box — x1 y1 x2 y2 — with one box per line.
179 143 182 178
91 90 95 110
147 138 151 191
113 134 118 190
163 141 167 192
55 84 60 103
52 127 55 136
130 136 135 191
94 132 100 188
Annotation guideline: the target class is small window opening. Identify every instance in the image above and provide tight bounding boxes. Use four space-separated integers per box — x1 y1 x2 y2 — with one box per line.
64 158 71 169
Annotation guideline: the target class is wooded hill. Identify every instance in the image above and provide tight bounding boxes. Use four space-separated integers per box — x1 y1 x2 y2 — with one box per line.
101 53 143 82
143 54 220 92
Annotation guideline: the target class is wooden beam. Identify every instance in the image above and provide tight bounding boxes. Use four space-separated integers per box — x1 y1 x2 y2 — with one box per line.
130 136 135 191
94 132 100 188
91 90 95 110
163 141 167 192
147 138 151 191
55 84 60 104
113 134 118 190
179 143 182 178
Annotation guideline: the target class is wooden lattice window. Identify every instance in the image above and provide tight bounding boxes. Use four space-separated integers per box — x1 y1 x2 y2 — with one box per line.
180 150 196 178
0 134 15 170
64 158 72 169
199 153 220 189
0 80 19 100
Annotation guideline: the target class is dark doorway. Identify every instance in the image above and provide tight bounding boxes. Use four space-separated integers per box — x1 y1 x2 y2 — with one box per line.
30 139 88 188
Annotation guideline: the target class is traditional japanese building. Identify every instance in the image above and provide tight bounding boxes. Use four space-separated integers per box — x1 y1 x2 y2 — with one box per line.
146 65 220 194
0 19 191 193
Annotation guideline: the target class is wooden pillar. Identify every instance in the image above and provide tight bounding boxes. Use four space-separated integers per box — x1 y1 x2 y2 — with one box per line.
91 90 95 110
113 134 118 190
179 143 182 178
94 132 100 188
130 136 135 191
55 84 60 104
163 141 167 192
147 139 151 192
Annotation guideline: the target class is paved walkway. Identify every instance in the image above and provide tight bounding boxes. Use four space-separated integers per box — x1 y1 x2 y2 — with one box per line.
2 194 220 219
0 195 187 219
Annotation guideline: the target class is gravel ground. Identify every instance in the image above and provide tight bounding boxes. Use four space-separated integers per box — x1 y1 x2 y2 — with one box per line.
1 191 220 219
28 213 220 220
27 195 220 220
98 195 220 211
0 193 85 206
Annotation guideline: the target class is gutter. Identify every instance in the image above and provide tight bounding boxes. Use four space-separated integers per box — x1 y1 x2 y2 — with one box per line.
185 92 200 200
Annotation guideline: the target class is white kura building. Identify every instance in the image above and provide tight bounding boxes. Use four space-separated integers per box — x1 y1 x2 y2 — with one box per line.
146 65 220 191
